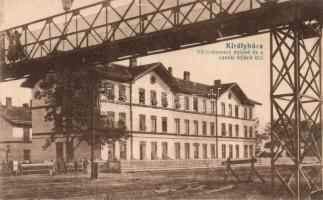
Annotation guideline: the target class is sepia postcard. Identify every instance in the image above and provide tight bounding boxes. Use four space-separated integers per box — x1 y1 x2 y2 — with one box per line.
0 0 322 199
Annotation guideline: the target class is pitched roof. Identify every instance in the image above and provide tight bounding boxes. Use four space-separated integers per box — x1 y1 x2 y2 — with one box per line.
0 105 32 126
22 62 261 106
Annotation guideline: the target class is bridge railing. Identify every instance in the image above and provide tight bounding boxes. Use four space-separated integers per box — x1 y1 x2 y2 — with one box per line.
0 0 288 64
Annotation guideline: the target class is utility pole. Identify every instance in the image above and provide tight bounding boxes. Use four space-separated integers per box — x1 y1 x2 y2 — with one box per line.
90 64 96 179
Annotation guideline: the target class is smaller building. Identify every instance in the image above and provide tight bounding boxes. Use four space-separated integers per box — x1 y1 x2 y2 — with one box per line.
0 97 32 162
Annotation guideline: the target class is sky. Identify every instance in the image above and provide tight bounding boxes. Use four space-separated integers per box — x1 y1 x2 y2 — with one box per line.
0 0 271 130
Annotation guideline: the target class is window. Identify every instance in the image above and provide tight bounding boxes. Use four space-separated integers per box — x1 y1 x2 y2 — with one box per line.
174 95 181 109
175 143 181 159
120 141 127 160
193 144 199 159
194 121 198 135
151 116 157 132
202 121 207 135
23 149 30 161
210 122 215 136
107 112 115 127
222 144 226 158
249 107 253 119
151 142 157 160
211 144 216 159
229 144 233 158
193 96 198 111
229 124 232 137
185 143 190 159
119 113 126 127
184 96 189 110
229 104 232 116
175 119 180 134
235 125 239 137
235 145 240 158
139 88 145 105
211 101 215 114
221 123 226 136
151 90 157 106
23 128 30 142
162 142 168 159
202 99 206 113
184 120 190 135
118 85 126 102
221 103 225 115
235 105 239 118
102 82 114 101
249 145 253 158
162 117 167 133
140 142 146 160
139 115 146 131
249 126 253 138
244 145 248 158
203 144 207 159
244 107 248 119
161 92 168 108
244 126 248 138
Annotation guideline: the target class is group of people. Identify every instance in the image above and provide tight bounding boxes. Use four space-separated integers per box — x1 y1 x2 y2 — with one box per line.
52 157 89 175
6 30 27 62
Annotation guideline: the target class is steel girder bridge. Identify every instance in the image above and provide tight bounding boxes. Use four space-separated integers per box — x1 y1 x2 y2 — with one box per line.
0 0 322 199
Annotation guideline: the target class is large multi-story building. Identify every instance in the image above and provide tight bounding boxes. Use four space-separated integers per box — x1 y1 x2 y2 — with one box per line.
0 97 32 162
26 60 260 165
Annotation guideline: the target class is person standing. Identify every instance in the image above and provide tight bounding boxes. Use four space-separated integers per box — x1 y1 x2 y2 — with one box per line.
74 158 79 172
83 158 89 173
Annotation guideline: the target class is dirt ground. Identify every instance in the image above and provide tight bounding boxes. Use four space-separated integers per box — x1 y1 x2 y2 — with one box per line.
0 167 274 199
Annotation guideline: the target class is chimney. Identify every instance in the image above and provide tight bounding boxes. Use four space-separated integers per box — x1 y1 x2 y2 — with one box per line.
168 67 173 75
22 103 29 109
6 97 12 108
183 71 190 81
214 79 221 90
129 57 137 68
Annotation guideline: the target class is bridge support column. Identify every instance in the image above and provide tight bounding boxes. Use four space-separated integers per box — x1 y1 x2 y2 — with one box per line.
270 22 322 199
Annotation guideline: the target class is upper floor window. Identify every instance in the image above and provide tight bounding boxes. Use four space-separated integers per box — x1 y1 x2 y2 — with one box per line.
221 103 225 115
162 142 168 160
203 144 207 159
23 128 30 142
229 144 233 158
222 144 226 158
175 119 180 134
249 126 253 137
150 90 157 106
229 104 232 117
244 126 248 137
211 101 215 114
118 85 126 102
174 95 181 109
139 114 146 131
139 88 145 105
193 96 198 112
184 96 190 110
102 82 114 101
228 124 232 137
151 116 157 132
151 142 157 160
210 122 215 136
185 120 190 135
193 143 199 159
221 123 226 136
194 120 198 135
162 117 167 132
23 149 30 161
202 121 207 135
235 145 240 158
118 112 126 127
244 107 248 119
107 111 115 127
175 143 181 159
235 105 239 118
161 92 168 108
235 124 239 137
202 99 206 113
249 107 253 119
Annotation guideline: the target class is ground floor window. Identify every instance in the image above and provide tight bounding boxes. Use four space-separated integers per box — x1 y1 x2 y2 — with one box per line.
120 141 127 160
151 142 157 160
108 143 115 160
175 143 180 159
249 145 253 158
211 144 216 159
162 142 168 159
140 142 146 160
222 144 226 158
235 145 240 158
23 149 30 161
229 144 233 158
193 143 199 159
185 143 190 159
244 145 248 158
203 144 207 159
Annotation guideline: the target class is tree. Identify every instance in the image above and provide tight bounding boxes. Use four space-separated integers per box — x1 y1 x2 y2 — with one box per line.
38 65 129 161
